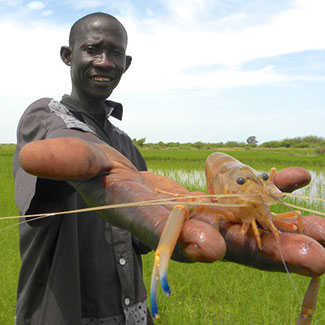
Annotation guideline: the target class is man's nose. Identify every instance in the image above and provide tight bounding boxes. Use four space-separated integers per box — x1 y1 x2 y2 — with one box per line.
93 52 115 69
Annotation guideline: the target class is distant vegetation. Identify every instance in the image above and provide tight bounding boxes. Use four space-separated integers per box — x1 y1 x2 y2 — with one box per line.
133 135 325 153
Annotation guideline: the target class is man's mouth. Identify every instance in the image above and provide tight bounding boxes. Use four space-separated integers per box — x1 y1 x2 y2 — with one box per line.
92 76 111 82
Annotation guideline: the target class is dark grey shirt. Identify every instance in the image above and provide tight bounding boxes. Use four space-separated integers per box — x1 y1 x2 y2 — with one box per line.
13 96 150 325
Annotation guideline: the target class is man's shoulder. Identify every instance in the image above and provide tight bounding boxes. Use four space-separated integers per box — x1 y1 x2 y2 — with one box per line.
16 98 69 144
17 98 51 125
19 97 57 121
26 97 53 111
21 97 80 124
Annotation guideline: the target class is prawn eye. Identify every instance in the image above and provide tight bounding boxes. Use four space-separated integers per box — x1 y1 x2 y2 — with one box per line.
261 172 269 181
236 177 245 185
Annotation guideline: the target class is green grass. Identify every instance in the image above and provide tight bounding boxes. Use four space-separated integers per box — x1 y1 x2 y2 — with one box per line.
141 147 325 171
0 147 324 324
142 256 321 324
0 146 20 325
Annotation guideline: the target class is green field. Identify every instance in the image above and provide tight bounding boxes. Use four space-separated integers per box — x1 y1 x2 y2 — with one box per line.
0 146 324 324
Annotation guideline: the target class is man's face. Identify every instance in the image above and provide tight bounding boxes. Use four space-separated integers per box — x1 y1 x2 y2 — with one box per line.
69 17 129 103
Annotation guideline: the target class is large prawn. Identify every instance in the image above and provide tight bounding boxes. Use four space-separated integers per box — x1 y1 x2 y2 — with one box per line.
150 152 324 324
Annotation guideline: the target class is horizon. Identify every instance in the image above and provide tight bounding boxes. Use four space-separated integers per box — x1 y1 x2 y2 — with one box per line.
2 134 324 146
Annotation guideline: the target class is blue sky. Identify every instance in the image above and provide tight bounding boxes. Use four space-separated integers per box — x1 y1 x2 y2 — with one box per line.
0 0 324 144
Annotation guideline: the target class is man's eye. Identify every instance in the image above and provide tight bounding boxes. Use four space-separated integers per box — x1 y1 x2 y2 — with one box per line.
85 46 97 54
111 49 123 56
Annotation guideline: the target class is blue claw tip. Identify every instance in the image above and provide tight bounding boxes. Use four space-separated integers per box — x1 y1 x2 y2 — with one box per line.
150 291 159 319
161 275 171 296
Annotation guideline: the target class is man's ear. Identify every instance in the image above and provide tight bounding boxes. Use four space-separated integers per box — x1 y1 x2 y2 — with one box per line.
60 46 72 66
124 55 132 73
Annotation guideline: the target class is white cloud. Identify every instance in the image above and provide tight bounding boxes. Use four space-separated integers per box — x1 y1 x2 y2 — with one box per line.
0 18 71 142
116 0 325 95
0 0 23 7
41 9 53 16
0 19 70 98
0 0 324 143
164 0 218 20
1 0 324 97
27 1 45 10
65 0 108 10
2 0 323 97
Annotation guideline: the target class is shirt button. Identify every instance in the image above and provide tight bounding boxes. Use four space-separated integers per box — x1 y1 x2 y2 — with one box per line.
119 257 126 265
124 297 130 306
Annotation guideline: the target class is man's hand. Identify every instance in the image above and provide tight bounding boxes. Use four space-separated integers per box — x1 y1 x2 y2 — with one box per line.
19 136 325 276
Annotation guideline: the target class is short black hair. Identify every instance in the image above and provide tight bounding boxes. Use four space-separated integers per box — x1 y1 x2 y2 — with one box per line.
68 12 128 47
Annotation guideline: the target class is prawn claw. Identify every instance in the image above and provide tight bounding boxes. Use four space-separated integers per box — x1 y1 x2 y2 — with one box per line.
150 255 160 319
150 205 187 318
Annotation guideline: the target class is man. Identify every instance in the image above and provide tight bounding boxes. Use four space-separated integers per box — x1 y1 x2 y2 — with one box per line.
13 12 152 325
13 12 325 325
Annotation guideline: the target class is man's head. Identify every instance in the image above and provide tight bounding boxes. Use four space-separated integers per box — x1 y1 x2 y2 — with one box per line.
61 13 132 107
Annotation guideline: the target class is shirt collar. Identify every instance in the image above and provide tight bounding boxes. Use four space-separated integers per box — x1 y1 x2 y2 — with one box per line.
60 95 123 121
105 100 123 120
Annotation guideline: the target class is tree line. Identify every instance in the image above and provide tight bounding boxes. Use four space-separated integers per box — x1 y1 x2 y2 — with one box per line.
133 135 325 152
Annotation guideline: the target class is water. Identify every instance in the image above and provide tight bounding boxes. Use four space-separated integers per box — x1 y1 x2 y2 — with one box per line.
152 168 207 191
296 170 325 197
294 170 325 211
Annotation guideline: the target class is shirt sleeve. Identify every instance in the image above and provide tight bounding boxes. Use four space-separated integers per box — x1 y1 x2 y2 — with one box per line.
13 98 81 216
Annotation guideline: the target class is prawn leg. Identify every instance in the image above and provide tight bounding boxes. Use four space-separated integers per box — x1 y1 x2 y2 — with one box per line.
296 276 321 325
150 205 188 319
272 210 303 233
250 220 262 250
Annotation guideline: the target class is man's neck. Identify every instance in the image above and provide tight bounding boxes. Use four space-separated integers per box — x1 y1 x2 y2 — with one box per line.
70 91 107 115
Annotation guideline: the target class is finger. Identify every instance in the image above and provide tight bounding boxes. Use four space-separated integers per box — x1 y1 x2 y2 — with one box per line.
272 167 311 192
261 232 325 276
19 137 112 180
219 221 325 277
280 216 325 247
177 219 226 262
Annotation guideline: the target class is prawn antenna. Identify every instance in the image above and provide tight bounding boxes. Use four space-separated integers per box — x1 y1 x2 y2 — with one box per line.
0 195 248 233
276 238 300 302
260 195 301 303
282 193 325 203
279 200 325 217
